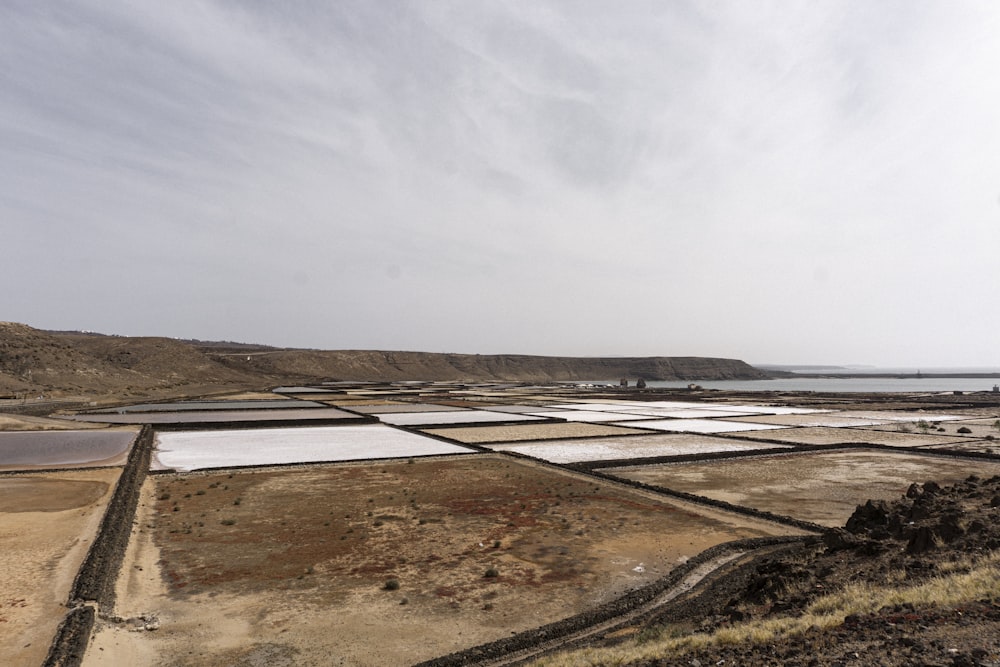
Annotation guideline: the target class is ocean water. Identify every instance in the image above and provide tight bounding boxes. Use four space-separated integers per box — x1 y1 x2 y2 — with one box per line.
636 377 1000 393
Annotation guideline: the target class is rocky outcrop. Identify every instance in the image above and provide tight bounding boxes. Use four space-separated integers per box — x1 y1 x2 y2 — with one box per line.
214 350 769 383
0 322 769 397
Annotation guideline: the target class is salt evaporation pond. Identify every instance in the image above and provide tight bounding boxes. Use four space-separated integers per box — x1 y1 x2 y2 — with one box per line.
68 407 361 425
525 410 657 423
0 430 136 469
486 433 793 464
619 419 788 434
153 425 475 472
89 399 325 413
374 410 546 426
348 403 471 414
546 401 829 416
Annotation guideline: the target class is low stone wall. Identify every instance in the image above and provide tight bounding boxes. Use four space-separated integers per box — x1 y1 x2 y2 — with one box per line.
414 535 807 667
41 606 95 667
70 424 154 606
42 425 153 667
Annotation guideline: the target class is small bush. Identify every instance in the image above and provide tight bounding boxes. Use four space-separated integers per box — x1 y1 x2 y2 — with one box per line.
957 426 973 434
484 567 499 578
158 492 171 501
383 578 400 591
220 518 236 526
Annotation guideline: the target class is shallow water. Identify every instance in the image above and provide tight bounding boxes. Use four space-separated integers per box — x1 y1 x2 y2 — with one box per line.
0 431 135 468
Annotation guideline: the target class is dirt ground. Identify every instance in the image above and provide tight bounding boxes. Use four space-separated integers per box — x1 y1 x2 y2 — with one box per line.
0 467 120 666
611 450 1000 527
88 455 800 666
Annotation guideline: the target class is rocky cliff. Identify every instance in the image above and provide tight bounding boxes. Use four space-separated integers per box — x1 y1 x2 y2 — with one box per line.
0 322 768 397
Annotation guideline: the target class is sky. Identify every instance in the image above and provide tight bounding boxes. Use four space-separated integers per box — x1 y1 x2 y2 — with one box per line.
3 1 1000 367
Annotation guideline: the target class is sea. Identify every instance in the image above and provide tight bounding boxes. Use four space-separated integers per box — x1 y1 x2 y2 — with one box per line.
596 367 1000 394
638 378 1000 393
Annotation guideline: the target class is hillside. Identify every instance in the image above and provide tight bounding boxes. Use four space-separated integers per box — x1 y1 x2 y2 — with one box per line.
0 322 768 399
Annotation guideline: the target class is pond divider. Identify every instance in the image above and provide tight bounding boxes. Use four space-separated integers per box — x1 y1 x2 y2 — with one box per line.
42 424 154 667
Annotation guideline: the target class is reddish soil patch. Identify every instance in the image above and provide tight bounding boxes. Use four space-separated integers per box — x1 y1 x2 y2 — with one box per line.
104 455 797 666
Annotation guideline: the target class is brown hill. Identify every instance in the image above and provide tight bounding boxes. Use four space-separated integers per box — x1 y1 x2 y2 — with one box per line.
0 322 768 399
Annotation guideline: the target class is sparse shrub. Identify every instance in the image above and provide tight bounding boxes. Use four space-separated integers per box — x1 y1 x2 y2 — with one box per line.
493 540 501 549
484 567 499 578
220 518 236 525
233 498 241 506
158 492 171 501
383 578 400 591
195 489 206 496
958 426 973 434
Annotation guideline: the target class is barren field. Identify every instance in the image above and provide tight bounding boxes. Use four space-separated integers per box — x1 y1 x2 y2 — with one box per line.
0 468 120 666
610 450 1000 527
93 455 799 666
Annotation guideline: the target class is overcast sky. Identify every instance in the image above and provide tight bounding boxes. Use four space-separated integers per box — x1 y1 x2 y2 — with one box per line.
3 1 1000 366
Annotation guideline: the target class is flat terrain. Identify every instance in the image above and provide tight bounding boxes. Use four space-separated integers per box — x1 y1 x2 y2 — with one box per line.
91 455 800 666
0 429 136 470
611 449 1000 526
0 468 120 666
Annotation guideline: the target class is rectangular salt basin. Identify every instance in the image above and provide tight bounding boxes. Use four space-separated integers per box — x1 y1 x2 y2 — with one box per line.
721 414 894 428
526 410 656 423
67 408 362 425
421 422 653 444
479 404 568 414
375 411 546 426
620 419 788 434
834 411 966 423
272 386 337 393
349 403 470 414
546 401 827 416
90 399 325 413
0 430 136 469
153 425 474 471
486 434 792 463
609 409 762 419
699 404 831 415
730 426 971 448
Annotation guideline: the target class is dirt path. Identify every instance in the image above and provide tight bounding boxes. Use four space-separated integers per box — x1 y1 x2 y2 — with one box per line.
468 547 756 667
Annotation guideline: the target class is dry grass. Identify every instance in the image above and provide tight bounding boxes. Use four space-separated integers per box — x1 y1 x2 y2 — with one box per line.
531 552 1000 667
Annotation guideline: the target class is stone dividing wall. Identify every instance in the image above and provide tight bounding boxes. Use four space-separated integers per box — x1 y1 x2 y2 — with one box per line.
70 424 154 606
41 606 95 667
414 535 808 667
42 425 153 667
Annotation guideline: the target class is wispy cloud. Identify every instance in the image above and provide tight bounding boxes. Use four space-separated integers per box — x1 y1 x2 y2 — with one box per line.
3 1 999 364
